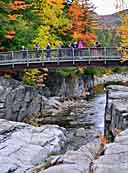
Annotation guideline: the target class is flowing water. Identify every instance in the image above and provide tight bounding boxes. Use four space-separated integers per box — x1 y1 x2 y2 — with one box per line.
66 92 106 151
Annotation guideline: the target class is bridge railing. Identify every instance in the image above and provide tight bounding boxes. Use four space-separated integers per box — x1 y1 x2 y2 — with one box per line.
0 48 121 65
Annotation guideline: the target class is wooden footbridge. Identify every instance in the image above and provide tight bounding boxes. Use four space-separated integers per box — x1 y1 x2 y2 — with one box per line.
0 48 127 70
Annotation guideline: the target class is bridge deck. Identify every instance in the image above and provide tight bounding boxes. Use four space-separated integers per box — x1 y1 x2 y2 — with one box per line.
0 48 126 69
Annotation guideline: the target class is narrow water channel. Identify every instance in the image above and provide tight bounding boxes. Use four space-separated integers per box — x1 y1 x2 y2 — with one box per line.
66 92 106 151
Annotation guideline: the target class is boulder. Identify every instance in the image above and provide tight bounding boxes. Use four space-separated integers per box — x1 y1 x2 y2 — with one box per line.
0 77 45 121
37 143 104 173
0 119 67 173
39 150 90 173
46 97 61 109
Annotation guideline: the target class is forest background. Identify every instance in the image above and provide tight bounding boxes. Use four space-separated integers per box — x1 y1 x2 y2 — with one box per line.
0 0 127 85
0 0 126 51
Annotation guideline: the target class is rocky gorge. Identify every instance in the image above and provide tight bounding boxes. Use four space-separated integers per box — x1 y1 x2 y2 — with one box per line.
33 85 128 173
0 76 104 172
0 72 128 122
0 75 128 172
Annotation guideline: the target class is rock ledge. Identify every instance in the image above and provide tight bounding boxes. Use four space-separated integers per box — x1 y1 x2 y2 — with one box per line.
0 119 67 173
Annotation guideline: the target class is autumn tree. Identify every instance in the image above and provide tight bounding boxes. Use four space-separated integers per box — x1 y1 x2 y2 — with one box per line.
115 0 128 60
0 0 37 50
0 0 10 50
33 0 70 47
118 12 128 60
68 0 97 45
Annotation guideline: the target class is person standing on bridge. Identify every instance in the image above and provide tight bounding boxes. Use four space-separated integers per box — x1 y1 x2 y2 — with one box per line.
95 41 101 48
46 43 51 59
58 43 62 57
67 43 73 57
78 40 84 58
21 46 27 59
95 41 102 58
35 43 40 59
92 41 101 58
73 41 78 56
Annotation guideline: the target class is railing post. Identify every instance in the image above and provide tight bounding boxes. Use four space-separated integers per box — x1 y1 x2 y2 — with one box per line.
42 49 44 66
26 49 29 67
11 51 14 68
57 55 60 65
72 48 75 64
104 47 106 64
11 51 14 60
64 48 65 59
88 48 91 64
27 49 29 58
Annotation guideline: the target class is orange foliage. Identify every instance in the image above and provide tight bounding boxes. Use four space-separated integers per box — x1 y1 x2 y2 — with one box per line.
14 0 25 5
8 31 16 35
5 35 14 39
74 32 96 42
5 0 32 40
8 14 22 20
69 3 82 19
9 0 32 10
99 133 109 145
5 30 16 39
68 0 96 43
9 4 31 10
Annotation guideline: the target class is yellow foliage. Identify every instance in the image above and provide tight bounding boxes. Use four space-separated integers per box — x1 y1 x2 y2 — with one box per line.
43 73 48 76
23 68 48 86
78 67 85 74
104 68 112 75
43 68 48 72
33 0 69 47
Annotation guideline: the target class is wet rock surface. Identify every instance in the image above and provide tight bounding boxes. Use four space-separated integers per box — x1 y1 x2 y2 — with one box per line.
0 119 67 173
44 74 94 97
94 129 128 173
0 76 93 122
34 85 128 173
26 94 105 151
105 85 128 137
94 85 128 173
26 99 90 128
33 128 128 173
65 94 105 151
34 143 103 173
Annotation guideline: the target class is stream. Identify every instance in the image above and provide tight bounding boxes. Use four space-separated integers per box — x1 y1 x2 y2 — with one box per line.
66 92 106 151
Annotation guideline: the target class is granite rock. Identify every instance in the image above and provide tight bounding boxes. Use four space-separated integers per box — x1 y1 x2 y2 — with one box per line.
0 119 67 173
